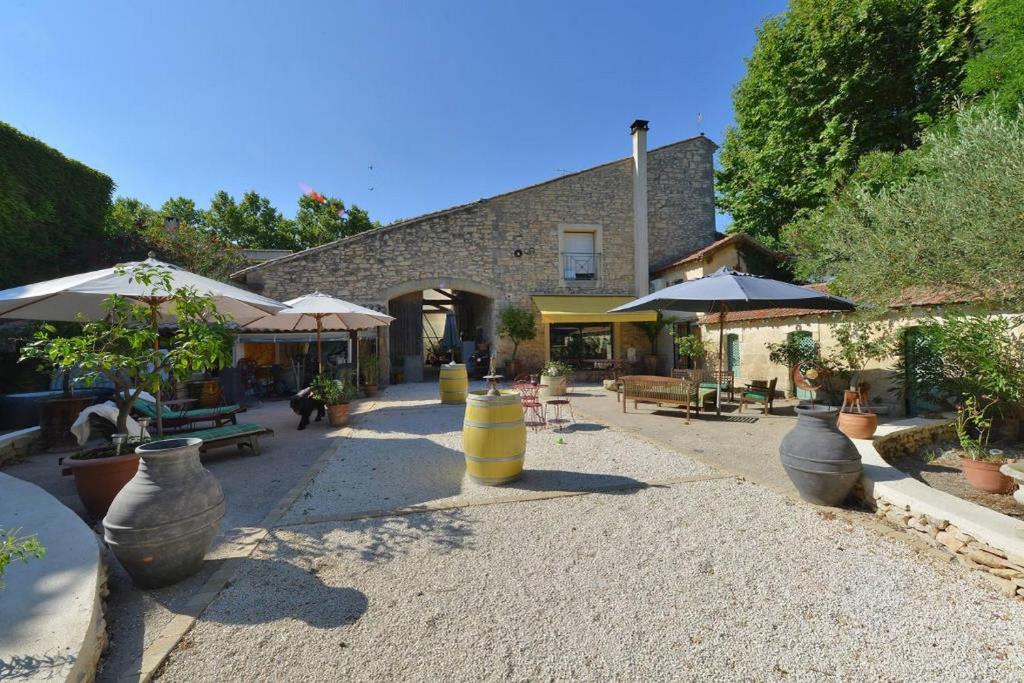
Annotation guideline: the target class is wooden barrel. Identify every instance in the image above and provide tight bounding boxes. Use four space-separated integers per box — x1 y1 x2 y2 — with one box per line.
462 390 526 485
439 364 469 404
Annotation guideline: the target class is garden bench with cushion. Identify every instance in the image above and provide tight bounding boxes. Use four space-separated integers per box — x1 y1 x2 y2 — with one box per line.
134 398 244 429
620 375 698 424
672 369 734 406
178 422 274 456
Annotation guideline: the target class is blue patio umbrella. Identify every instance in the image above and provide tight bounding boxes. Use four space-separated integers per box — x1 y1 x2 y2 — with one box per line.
609 267 856 414
441 309 460 361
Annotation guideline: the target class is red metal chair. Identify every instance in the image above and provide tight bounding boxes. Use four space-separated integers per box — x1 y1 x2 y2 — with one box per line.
544 375 575 431
514 381 546 431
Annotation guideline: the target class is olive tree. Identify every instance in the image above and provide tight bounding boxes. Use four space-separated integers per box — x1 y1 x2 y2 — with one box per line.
21 264 234 434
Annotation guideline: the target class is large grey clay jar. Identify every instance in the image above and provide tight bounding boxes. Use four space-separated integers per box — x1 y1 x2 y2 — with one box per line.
779 404 862 506
103 437 224 588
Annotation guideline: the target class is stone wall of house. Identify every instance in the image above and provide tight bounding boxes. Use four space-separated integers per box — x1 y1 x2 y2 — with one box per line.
647 137 718 271
237 137 716 371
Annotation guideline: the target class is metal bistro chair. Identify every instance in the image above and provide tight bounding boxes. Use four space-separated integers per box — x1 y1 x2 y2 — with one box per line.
514 381 546 431
544 375 575 431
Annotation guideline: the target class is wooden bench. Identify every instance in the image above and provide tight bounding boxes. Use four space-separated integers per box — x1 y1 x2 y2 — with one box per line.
178 422 274 456
620 375 698 424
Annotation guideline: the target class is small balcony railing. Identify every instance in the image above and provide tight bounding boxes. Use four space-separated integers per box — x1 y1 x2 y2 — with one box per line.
561 252 600 281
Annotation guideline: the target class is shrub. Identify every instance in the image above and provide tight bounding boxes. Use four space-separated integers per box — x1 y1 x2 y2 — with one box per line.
542 360 573 378
826 321 896 389
0 528 45 583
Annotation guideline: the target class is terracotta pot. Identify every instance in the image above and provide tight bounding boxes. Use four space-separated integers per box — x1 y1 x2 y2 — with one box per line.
961 457 1014 494
837 411 878 440
327 403 350 427
103 438 224 588
364 384 379 398
65 450 140 518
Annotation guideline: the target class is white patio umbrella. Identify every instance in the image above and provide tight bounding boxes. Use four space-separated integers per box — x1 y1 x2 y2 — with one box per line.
237 292 394 380
0 255 288 434
609 267 857 414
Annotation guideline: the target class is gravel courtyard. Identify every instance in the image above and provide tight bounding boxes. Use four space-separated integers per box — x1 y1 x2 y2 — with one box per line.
158 383 1024 681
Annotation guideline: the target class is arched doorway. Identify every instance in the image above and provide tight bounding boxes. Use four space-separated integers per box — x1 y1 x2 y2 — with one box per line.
385 278 498 383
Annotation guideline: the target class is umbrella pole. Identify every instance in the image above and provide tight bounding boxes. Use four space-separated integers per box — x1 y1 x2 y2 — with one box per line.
717 305 726 416
316 315 323 374
151 305 163 437
350 330 359 390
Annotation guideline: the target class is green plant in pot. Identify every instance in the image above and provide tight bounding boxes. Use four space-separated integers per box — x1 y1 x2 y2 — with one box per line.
311 373 357 427
676 335 712 369
539 360 572 397
955 394 1014 494
636 311 670 373
826 321 895 440
362 356 381 397
20 264 233 518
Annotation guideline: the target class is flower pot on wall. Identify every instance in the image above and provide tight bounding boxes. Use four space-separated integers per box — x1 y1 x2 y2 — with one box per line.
837 411 878 440
327 403 350 427
961 458 1014 494
539 374 567 398
65 450 140 518
103 437 224 588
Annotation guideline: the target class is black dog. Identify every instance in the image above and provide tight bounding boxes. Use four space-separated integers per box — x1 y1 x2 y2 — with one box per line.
290 387 325 430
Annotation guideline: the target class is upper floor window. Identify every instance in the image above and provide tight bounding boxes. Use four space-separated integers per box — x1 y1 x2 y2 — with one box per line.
558 224 602 282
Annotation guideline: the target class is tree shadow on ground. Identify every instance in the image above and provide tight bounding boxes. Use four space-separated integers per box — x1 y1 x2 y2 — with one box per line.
198 557 368 628
270 506 476 565
651 409 760 424
0 653 77 681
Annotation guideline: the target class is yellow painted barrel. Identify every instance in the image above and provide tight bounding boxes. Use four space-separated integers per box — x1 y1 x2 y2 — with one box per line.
462 390 526 485
439 363 469 404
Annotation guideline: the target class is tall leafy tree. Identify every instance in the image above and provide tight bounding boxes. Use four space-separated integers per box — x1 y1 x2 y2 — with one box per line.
785 103 1024 305
962 0 1024 112
205 190 297 250
716 0 974 246
294 194 378 248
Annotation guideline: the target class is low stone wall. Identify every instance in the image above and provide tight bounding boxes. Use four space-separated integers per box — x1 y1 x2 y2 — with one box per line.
859 422 1024 599
0 473 107 681
0 426 40 467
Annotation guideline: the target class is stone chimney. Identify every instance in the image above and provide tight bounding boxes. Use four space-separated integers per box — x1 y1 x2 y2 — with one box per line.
631 119 649 297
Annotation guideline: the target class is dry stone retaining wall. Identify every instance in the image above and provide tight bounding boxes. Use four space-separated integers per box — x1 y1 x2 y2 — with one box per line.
864 423 1024 599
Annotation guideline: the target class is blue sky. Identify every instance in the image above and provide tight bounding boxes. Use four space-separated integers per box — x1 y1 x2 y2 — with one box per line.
0 1 786 228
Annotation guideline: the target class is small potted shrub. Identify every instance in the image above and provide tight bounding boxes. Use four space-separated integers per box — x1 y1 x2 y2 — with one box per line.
363 356 381 397
956 395 1014 494
827 321 894 439
539 360 572 397
311 373 356 427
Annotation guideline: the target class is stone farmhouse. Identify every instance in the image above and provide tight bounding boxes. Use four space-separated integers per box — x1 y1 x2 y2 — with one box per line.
232 120 718 383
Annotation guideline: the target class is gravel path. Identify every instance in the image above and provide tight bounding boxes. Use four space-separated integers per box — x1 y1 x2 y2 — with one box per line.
157 384 1024 681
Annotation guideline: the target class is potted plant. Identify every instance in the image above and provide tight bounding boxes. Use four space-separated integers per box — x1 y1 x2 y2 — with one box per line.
956 395 1014 493
637 311 669 373
21 264 233 517
311 373 357 427
827 321 894 439
363 356 381 397
676 335 711 369
497 305 536 378
539 360 573 397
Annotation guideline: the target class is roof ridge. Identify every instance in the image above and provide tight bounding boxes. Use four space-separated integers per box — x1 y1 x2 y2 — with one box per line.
231 134 717 278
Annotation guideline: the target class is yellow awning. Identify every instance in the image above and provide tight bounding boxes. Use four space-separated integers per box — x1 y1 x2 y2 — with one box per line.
531 295 657 323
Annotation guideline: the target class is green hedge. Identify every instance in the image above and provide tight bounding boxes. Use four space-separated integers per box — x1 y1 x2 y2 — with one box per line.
0 122 114 290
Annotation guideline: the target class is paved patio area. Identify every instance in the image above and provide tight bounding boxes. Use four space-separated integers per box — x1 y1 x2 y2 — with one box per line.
155 383 1024 681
